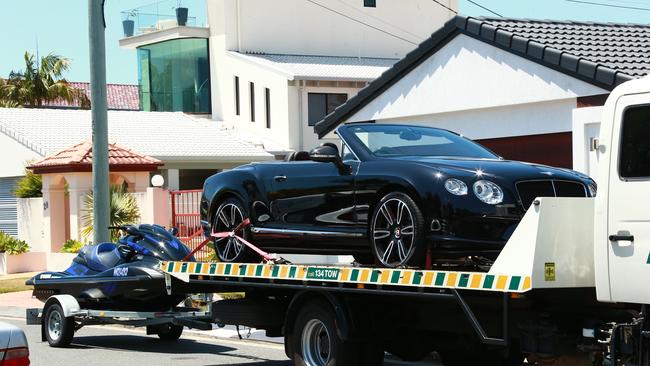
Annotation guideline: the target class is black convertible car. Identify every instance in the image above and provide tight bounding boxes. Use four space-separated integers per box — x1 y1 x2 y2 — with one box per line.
200 123 595 267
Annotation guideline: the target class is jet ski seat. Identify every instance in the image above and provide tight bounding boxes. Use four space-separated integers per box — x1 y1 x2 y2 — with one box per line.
79 243 124 272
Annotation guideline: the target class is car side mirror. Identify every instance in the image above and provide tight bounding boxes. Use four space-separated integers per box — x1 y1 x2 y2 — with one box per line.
309 144 351 174
169 227 179 236
309 144 339 163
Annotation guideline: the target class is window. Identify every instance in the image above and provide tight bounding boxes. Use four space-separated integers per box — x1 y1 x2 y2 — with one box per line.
265 88 271 129
619 105 650 178
137 38 211 113
341 142 357 161
234 76 240 116
364 0 376 7
307 93 348 126
347 124 498 159
250 82 255 122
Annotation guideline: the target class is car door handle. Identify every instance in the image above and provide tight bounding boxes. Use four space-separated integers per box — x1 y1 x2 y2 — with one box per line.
274 175 287 182
609 234 634 242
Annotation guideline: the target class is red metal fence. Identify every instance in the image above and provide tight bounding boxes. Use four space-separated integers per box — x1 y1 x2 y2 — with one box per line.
170 190 212 261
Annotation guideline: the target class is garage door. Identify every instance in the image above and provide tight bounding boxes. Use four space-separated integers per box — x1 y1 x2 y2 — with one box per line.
0 176 20 237
476 132 573 169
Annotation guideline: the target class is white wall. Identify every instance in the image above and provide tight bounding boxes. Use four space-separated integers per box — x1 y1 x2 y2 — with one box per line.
210 49 293 147
347 34 607 123
380 98 580 140
207 0 456 58
0 132 42 178
17 197 44 252
572 106 603 177
206 0 456 153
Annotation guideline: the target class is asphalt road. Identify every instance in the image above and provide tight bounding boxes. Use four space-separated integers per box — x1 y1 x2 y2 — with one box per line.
1 316 442 366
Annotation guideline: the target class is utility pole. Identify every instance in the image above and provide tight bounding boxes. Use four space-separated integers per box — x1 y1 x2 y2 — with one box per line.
89 0 110 244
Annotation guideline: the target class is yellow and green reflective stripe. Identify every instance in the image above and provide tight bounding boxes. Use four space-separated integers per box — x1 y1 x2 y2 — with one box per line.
161 261 532 293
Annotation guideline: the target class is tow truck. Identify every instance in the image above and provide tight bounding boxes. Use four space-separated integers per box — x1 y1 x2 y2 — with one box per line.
156 77 650 365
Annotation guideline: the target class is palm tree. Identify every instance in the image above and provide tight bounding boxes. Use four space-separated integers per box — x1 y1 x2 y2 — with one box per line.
81 185 141 243
0 52 90 108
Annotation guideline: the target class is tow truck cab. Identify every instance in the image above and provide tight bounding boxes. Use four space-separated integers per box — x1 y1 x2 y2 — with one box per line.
595 76 650 305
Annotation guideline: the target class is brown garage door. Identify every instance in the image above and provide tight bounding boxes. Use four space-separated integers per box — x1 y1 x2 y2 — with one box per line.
476 132 572 169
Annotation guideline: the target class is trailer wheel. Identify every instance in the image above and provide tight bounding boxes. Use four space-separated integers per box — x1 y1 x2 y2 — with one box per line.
43 303 75 347
156 324 184 341
292 301 382 366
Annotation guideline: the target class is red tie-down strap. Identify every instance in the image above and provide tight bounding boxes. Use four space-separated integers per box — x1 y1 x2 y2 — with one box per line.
182 219 289 264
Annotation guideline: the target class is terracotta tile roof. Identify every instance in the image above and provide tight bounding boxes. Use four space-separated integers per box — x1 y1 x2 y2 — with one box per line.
42 82 140 110
28 140 163 174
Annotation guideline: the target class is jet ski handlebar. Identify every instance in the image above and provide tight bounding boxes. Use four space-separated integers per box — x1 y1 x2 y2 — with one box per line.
108 225 142 237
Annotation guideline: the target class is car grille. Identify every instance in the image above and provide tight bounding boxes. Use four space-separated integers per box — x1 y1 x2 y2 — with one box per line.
516 180 587 210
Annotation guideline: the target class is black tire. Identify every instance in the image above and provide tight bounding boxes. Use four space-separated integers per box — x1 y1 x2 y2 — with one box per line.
212 197 253 263
156 323 184 341
291 301 383 366
43 303 75 347
370 192 426 267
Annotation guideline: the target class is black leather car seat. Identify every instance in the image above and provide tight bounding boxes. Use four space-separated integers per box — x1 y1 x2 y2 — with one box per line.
294 151 311 161
285 151 311 161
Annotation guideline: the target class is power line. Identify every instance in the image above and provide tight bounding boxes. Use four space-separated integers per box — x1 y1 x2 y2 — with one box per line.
466 0 503 17
305 0 419 45
331 0 424 39
565 0 650 11
431 0 458 13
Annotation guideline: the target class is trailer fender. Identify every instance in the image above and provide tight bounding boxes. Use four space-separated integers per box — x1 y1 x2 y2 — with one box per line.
41 295 80 342
43 295 81 318
284 291 352 356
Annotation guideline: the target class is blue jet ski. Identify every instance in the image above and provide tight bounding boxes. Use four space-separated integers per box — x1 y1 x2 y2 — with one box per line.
27 224 194 311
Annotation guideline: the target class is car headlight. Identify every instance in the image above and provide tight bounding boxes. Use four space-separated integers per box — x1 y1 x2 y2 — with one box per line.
588 183 597 197
444 178 468 196
473 180 503 204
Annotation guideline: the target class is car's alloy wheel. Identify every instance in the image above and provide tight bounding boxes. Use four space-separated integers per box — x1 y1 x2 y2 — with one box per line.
370 192 424 267
212 198 249 262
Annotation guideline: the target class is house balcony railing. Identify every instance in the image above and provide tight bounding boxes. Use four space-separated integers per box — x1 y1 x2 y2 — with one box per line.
121 0 205 38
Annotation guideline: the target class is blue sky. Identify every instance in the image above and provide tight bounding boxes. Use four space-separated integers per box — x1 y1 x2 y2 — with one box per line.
0 0 647 84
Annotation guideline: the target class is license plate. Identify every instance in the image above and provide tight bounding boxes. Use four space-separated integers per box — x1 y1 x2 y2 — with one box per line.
306 267 340 281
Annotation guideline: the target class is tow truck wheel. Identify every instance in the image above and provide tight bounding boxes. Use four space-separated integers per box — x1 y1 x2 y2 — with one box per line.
292 301 382 366
156 323 184 341
44 303 75 347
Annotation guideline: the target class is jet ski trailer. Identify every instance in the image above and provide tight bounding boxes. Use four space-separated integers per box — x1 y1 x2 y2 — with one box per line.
26 294 213 347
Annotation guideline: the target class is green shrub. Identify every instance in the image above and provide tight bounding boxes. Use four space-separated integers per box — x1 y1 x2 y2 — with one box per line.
14 169 42 198
0 231 29 255
61 239 85 254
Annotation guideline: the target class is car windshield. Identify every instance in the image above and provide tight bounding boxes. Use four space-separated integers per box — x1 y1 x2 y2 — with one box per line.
348 125 498 159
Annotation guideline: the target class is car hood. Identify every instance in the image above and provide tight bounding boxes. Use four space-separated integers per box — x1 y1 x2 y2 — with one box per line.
387 156 591 182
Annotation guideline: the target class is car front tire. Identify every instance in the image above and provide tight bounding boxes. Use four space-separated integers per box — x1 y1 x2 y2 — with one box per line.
370 192 425 267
